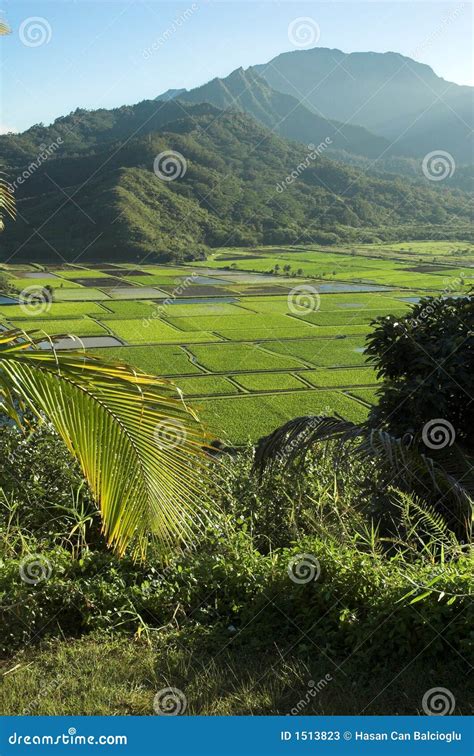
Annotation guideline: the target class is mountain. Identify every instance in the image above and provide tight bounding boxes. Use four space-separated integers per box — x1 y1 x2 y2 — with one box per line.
156 67 392 159
0 101 471 263
254 47 474 165
157 88 187 102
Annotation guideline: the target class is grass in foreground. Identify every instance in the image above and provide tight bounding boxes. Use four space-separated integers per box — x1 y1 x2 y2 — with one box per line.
1 633 471 716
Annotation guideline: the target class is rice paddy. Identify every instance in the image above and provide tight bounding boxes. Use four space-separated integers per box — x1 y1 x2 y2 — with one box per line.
1 240 470 443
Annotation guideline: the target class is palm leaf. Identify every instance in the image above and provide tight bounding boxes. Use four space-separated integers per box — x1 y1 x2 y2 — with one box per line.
0 330 214 557
253 415 364 473
0 173 15 230
0 20 11 35
254 414 472 534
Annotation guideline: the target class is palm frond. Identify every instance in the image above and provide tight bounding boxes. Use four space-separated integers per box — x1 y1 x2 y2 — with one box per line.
0 20 11 35
254 414 471 534
0 330 214 557
0 174 16 229
253 415 364 474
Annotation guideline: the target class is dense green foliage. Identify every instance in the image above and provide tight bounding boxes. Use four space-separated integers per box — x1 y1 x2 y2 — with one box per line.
366 295 474 445
1 427 471 670
1 103 472 262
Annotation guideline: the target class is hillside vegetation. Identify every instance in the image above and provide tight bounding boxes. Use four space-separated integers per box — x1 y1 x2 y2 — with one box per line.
1 103 472 262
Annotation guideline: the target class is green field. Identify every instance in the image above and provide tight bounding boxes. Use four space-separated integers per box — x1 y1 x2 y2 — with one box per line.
2 243 471 443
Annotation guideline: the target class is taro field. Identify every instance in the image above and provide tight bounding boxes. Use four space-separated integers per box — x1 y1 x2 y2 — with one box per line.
1 241 472 444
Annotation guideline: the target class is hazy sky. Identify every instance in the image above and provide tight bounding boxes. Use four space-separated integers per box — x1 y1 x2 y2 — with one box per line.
1 1 472 133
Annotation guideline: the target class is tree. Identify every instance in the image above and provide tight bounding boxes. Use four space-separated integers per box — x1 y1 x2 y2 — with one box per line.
365 295 473 446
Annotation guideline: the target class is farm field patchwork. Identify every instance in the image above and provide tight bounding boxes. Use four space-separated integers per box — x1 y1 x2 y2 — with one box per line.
5 317 109 337
1 242 471 443
232 372 308 391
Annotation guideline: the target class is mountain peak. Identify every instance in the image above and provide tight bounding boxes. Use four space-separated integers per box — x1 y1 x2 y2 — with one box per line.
155 88 187 102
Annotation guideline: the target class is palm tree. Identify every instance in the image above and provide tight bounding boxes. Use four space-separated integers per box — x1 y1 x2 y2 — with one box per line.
254 415 472 540
0 18 213 557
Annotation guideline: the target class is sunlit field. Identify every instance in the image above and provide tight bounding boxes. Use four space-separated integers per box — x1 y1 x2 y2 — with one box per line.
2 241 471 444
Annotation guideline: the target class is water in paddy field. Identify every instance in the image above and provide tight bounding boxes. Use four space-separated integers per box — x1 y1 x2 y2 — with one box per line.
0 295 19 304
38 336 123 350
17 271 60 279
166 297 238 305
187 275 231 285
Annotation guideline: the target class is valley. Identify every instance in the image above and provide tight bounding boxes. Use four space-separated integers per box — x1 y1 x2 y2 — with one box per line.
2 240 471 443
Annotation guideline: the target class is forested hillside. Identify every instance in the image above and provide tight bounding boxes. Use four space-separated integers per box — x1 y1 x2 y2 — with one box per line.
1 102 471 262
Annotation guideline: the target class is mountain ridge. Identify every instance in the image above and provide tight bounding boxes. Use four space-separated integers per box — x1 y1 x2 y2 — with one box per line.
0 104 471 263
253 46 473 164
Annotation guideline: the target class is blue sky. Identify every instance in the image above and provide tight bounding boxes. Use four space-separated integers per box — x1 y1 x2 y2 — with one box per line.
1 1 472 133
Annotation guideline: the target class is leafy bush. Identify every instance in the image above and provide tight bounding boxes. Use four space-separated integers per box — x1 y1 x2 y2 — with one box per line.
1 523 471 661
366 295 474 446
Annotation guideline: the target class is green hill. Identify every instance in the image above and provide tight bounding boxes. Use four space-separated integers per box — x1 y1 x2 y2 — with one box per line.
1 103 471 262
